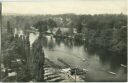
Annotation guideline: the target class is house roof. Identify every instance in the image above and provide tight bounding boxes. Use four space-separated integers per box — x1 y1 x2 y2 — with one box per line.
53 27 69 34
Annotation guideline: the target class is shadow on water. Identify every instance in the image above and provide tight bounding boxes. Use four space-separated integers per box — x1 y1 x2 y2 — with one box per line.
38 35 127 82
55 37 84 49
47 36 127 72
47 36 55 51
42 36 48 48
55 38 62 46
15 29 127 82
84 45 127 72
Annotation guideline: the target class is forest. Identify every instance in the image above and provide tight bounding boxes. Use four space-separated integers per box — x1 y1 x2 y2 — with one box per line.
1 13 127 82
2 13 127 56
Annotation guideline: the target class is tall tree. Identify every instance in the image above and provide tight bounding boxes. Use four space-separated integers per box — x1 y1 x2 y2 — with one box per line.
7 21 10 33
31 33 45 82
0 2 2 81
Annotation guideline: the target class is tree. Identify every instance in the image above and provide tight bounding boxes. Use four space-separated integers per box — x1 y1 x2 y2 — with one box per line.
7 21 11 33
24 23 30 35
47 19 57 34
0 2 1 81
112 26 127 55
31 34 45 82
33 21 48 33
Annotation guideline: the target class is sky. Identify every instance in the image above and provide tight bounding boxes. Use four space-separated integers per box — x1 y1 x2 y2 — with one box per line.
1 0 127 15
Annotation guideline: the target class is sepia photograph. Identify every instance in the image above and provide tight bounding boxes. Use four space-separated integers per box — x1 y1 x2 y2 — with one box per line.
0 0 127 82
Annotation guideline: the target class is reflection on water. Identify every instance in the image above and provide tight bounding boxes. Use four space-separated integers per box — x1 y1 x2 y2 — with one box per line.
29 32 126 82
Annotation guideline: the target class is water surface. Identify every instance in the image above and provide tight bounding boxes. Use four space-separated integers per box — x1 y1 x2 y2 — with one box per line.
29 32 127 82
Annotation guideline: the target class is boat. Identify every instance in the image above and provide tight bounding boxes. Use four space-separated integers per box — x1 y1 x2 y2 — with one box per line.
121 64 127 68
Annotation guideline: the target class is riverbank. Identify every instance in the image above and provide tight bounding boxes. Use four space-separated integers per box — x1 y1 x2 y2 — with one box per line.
44 58 85 82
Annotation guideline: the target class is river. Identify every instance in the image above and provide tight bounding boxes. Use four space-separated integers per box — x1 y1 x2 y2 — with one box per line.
23 29 127 82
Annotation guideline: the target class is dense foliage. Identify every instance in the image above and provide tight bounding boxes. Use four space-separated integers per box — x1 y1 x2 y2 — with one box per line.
33 19 57 34
75 14 127 56
2 14 127 56
1 14 127 82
